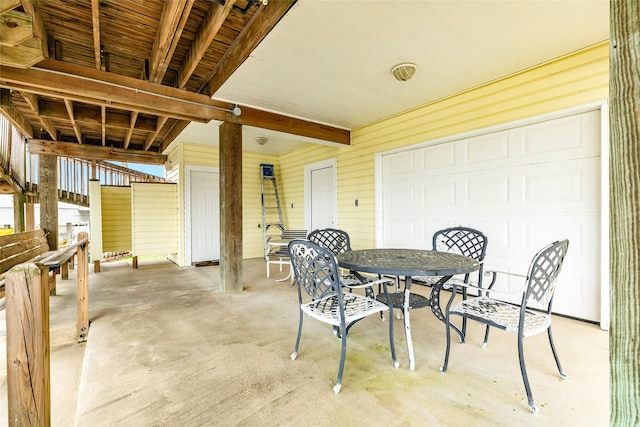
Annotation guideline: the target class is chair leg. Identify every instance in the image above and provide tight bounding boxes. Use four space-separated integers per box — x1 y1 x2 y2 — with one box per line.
440 290 457 372
517 332 538 413
482 325 491 348
334 324 348 393
290 309 304 361
547 326 568 379
387 305 399 368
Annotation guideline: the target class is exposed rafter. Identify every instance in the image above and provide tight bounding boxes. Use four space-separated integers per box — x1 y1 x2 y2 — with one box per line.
148 0 195 84
20 91 57 140
90 0 101 70
28 139 167 165
176 0 236 89
63 99 83 143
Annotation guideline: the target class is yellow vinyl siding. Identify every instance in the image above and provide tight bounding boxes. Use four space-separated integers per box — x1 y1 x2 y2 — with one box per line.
131 183 178 256
101 186 132 252
277 42 609 249
167 143 279 261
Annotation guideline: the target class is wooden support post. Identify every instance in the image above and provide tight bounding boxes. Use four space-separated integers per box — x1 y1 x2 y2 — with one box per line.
76 232 89 342
13 191 25 233
39 154 58 250
132 255 138 269
49 270 56 296
6 263 51 426
219 121 243 293
93 260 100 273
25 202 35 231
61 261 69 279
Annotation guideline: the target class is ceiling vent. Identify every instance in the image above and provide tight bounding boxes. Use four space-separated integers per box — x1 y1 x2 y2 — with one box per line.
391 63 417 82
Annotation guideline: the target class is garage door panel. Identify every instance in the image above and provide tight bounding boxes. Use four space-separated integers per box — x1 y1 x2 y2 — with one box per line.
381 108 602 322
519 159 600 209
421 144 456 172
463 174 510 206
420 179 456 207
385 150 417 179
463 131 510 165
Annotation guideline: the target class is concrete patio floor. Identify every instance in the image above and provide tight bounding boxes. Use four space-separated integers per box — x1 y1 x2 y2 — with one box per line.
1 257 608 426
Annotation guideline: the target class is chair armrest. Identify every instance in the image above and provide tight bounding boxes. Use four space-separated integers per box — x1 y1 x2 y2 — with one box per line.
479 270 528 296
344 277 394 290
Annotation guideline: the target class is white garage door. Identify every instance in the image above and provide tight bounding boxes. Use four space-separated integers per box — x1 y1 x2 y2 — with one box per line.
380 109 602 322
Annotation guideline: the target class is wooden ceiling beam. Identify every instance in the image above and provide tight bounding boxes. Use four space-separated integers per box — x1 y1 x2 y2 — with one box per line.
28 139 167 164
205 0 295 95
0 88 33 137
176 0 236 89
19 0 48 59
0 63 218 121
20 91 57 140
148 0 194 83
63 99 83 143
3 60 350 145
90 0 101 70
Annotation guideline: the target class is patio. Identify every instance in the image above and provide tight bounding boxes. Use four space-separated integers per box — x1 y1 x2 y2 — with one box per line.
1 258 607 426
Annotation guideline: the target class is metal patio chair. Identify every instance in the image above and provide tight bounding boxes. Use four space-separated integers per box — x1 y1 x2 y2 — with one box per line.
413 226 488 339
307 228 368 288
288 239 398 393
439 239 569 413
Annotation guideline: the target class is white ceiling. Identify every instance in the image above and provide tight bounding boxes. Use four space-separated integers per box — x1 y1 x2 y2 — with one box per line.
177 0 609 155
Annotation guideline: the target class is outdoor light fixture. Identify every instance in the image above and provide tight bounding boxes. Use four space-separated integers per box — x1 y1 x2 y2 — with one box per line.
391 63 417 81
256 137 269 146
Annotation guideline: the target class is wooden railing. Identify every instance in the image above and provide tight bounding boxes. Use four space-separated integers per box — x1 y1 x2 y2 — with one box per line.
0 115 26 189
26 155 165 206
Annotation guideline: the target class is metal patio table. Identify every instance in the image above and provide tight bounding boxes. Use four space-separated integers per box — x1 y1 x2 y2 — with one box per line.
337 248 480 371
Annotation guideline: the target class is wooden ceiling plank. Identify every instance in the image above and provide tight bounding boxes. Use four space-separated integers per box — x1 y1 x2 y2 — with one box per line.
64 99 83 143
0 88 33 137
144 116 168 151
176 0 236 89
90 0 101 70
159 119 190 153
28 139 167 164
148 0 194 83
205 0 296 95
21 91 58 140
19 0 48 58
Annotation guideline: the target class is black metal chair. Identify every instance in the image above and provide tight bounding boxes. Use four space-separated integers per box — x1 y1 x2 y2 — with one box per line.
440 239 569 413
307 228 365 288
288 239 398 393
413 226 488 339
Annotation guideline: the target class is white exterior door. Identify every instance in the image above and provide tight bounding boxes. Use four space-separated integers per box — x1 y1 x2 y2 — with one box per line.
306 159 336 232
380 108 604 322
190 170 219 263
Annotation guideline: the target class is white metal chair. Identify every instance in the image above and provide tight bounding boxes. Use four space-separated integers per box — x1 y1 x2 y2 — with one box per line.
440 239 569 413
288 239 398 393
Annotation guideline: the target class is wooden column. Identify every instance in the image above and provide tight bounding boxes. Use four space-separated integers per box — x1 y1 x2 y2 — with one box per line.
76 232 89 342
13 191 25 233
6 263 51 426
219 121 243 293
38 154 58 250
25 202 35 231
610 1 640 423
